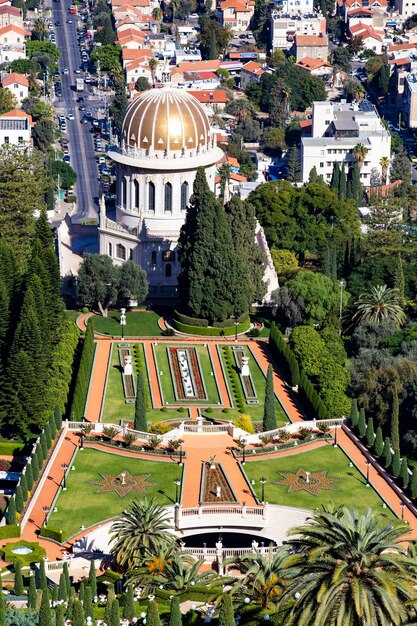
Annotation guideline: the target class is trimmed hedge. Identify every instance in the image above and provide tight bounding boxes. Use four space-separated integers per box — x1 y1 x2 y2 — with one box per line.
40 527 63 543
222 346 245 412
71 321 95 420
0 525 20 539
174 310 208 327
1 540 45 565
172 317 250 336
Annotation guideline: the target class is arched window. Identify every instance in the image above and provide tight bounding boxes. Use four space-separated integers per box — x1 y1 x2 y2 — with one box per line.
134 179 140 210
164 182 172 212
165 263 172 277
180 181 188 210
151 250 157 266
116 244 126 260
108 242 113 257
148 181 155 212
122 178 127 207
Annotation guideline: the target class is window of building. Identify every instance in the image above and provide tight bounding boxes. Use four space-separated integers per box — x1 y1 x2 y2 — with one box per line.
116 243 126 260
162 250 175 262
4 137 9 144
165 263 172 277
108 242 113 256
122 178 127 207
151 250 157 266
164 182 172 212
18 136 23 143
148 181 155 212
129 249 133 260
134 179 139 209
180 181 188 210
320 162 324 167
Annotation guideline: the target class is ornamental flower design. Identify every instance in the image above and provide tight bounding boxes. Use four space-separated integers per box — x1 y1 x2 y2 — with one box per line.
169 347 206 400
90 471 158 497
274 468 340 496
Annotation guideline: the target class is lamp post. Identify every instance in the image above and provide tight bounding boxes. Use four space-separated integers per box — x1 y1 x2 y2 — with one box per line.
333 426 338 447
120 308 126 339
43 506 50 527
234 315 239 342
241 437 247 465
365 461 371 486
178 444 183 466
260 477 266 503
400 502 406 520
174 479 181 503
61 463 68 490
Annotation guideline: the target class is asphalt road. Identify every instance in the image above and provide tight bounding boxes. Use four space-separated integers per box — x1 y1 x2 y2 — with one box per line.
51 0 99 221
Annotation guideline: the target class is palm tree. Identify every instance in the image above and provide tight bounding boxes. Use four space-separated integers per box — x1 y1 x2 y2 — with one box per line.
128 552 219 591
353 143 368 169
170 0 179 20
380 156 390 185
110 497 174 568
152 6 163 21
278 507 417 626
225 98 254 124
218 162 232 203
352 284 406 327
148 58 158 86
227 547 288 608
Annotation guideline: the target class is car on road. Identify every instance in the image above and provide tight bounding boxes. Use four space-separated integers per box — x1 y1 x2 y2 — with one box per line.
55 20 61 25
81 118 88 124
68 113 75 120
67 18 73 23
63 68 69 75
79 105 86 111
98 156 105 163
63 155 71 163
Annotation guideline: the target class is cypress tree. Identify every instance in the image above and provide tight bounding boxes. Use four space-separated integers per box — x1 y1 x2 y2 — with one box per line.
20 473 28 501
84 585 94 621
374 426 383 457
0 587 5 626
63 562 71 596
263 365 276 431
79 580 85 604
58 571 68 602
28 574 37 610
54 405 62 431
146 600 161 626
67 587 77 621
25 463 33 492
38 588 51 626
44 421 52 448
317 402 328 420
104 586 115 626
382 437 392 469
411 467 417 499
31 454 39 481
15 484 24 513
391 389 400 452
218 593 235 626
401 457 409 490
289 355 300 387
7 496 16 525
48 412 57 438
330 161 340 193
39 559 47 591
56 604 65 626
349 399 358 428
111 598 120 626
124 585 135 621
168 595 182 626
40 432 48 459
339 165 347 199
72 600 85 626
14 559 24 596
88 559 97 597
365 417 374 448
51 585 58 603
358 408 366 438
351 163 362 203
391 449 401 478
134 371 147 432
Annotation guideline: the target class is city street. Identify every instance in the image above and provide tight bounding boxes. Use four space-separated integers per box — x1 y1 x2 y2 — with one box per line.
51 0 99 221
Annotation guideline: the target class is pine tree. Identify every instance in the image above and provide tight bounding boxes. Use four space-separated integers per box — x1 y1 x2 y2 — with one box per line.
286 146 301 182
365 417 374 448
38 588 51 626
330 161 340 193
84 585 94 621
208 28 217 60
55 604 65 626
124 586 135 621
374 426 383 457
15 484 24 513
58 571 68 602
218 594 235 626
54 405 62 431
394 254 405 306
28 574 37 610
269 79 289 130
263 365 276 431
25 463 33 492
168 595 182 626
7 496 16 525
308 166 318 183
14 559 24 596
349 399 358 428
146 600 161 626
391 389 400 452
411 468 417 499
358 407 366 437
382 437 392 469
111 598 120 626
72 600 85 626
134 371 147 432
400 456 409 490
339 165 347 199
88 559 97 598
39 559 47 591
391 449 401 478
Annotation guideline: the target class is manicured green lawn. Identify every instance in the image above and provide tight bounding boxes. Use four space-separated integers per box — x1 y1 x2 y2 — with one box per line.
213 345 287 426
244 445 391 514
251 314 273 338
101 344 173 424
153 345 221 405
47 449 183 539
65 310 81 324
91 311 162 337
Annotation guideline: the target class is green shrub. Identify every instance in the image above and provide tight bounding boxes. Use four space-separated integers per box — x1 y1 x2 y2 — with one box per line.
172 318 250 336
65 194 77 203
0 525 20 539
40 527 63 543
173 310 208 327
1 540 45 565
81 307 89 314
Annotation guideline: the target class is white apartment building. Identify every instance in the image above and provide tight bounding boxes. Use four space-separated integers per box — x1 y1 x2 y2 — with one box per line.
274 0 313 13
403 71 417 127
270 11 325 51
0 109 32 146
395 0 417 16
301 100 391 184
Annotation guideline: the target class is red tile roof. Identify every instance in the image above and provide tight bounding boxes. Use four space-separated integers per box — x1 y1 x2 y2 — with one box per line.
0 24 30 36
178 60 221 72
295 34 328 46
350 22 382 41
2 72 28 87
241 60 264 75
296 56 332 71
0 108 33 124
220 0 254 9
187 89 229 103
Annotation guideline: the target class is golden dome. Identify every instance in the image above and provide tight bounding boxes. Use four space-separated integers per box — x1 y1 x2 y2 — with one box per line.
121 87 211 153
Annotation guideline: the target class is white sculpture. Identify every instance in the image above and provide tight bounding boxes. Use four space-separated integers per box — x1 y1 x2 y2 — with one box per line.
124 354 132 376
241 355 250 377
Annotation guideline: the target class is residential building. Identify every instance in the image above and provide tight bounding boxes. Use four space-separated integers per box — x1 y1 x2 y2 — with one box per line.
0 108 33 146
270 11 325 51
0 5 22 28
1 71 28 105
403 71 417 127
295 56 332 76
295 33 328 60
240 60 265 89
0 24 29 45
186 89 230 111
301 100 391 184
349 22 384 53
217 0 255 32
395 0 417 16
274 0 313 15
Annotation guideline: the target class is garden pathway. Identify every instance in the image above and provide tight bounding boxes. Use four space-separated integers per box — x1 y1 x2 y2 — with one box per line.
181 433 257 507
84 341 111 422
76 312 93 332
243 438 328 461
143 341 163 407
207 344 231 408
